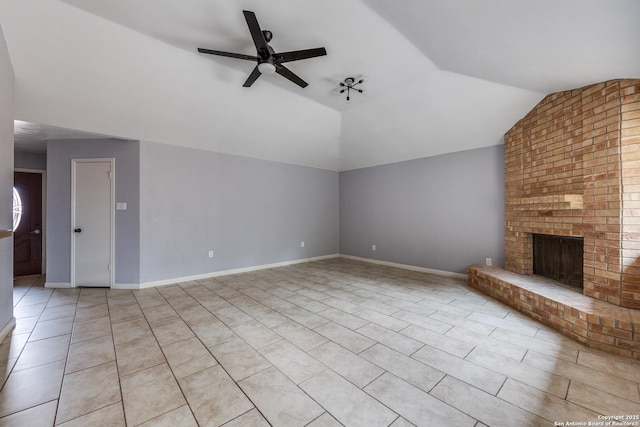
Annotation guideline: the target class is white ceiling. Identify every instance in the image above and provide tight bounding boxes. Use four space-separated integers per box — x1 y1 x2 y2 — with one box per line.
14 121 122 153
2 0 638 170
364 0 640 94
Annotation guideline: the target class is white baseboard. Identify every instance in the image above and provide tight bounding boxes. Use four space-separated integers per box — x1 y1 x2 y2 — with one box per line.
42 254 464 291
113 283 139 290
45 282 72 288
338 254 468 280
139 254 340 289
46 282 143 289
0 317 16 344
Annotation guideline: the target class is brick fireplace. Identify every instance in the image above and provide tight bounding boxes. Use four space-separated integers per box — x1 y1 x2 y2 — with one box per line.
468 79 640 359
505 79 640 308
532 234 584 288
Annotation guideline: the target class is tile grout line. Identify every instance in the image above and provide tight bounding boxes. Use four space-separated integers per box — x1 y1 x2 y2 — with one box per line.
132 287 200 426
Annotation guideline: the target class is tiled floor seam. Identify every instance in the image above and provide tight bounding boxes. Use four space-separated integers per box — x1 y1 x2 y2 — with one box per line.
104 299 127 427
167 298 274 426
134 289 203 426
41 287 67 427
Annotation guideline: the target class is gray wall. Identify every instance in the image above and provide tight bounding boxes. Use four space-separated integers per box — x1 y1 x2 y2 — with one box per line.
15 150 46 170
139 141 339 284
0 26 14 331
339 145 505 274
46 139 140 285
35 126 503 286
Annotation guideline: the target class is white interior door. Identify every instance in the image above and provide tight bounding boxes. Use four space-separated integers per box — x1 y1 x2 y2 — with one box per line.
72 158 114 287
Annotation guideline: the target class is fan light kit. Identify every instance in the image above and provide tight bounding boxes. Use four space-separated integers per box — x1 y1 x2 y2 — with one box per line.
336 76 367 103
198 10 327 88
257 62 276 75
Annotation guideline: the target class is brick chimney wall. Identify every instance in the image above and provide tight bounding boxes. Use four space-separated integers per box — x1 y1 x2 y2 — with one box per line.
621 80 640 308
504 79 640 308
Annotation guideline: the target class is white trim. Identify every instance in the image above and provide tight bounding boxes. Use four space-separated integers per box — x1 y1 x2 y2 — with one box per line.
71 158 115 288
112 283 139 290
74 253 464 290
45 282 72 288
139 254 340 289
338 254 468 279
0 317 16 344
14 168 47 273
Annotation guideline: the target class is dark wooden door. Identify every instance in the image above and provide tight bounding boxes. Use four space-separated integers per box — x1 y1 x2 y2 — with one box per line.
13 172 43 276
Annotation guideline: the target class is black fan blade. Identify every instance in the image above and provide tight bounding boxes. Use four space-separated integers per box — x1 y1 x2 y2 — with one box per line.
243 66 262 87
273 47 327 63
243 10 270 58
197 48 257 61
275 64 308 88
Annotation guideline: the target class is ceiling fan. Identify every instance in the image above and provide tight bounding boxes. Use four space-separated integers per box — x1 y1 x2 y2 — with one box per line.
197 10 327 88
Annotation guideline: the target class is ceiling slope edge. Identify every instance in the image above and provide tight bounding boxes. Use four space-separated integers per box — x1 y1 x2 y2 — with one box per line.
1 0 342 171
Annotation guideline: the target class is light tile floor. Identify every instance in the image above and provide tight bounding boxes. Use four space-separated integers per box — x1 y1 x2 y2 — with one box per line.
1 258 640 426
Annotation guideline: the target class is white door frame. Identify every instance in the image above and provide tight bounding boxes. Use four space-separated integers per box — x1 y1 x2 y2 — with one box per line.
15 168 47 273
70 158 115 288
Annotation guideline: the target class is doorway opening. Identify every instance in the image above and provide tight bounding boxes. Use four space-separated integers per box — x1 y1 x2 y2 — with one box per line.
13 170 45 277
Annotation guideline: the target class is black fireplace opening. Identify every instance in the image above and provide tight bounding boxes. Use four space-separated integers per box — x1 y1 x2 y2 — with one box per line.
533 234 584 288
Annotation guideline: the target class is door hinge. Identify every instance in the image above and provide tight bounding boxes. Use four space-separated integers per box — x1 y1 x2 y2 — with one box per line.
107 263 111 271
108 171 112 179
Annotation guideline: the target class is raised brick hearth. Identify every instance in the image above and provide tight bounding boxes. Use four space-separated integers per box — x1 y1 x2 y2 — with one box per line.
469 79 640 359
468 264 640 360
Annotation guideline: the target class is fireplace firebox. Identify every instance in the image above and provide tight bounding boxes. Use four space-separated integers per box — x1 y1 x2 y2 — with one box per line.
533 234 583 289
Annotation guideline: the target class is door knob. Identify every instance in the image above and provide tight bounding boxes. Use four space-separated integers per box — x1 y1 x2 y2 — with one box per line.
31 229 41 234
74 228 82 233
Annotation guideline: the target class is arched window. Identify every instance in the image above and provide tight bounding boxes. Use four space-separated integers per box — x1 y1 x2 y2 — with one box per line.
12 187 22 232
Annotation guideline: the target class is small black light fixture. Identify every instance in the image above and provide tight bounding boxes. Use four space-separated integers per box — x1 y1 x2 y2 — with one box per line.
336 76 367 103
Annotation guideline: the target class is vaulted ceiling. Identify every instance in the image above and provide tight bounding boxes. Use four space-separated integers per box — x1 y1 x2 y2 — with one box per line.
1 0 638 170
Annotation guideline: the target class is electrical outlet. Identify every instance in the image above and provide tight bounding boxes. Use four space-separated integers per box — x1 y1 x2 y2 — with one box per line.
486 257 492 266
372 244 376 251
301 241 305 248
208 251 214 258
